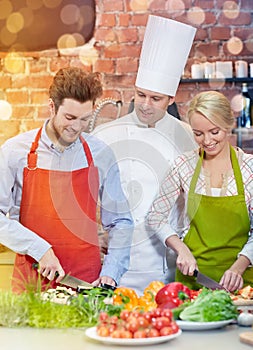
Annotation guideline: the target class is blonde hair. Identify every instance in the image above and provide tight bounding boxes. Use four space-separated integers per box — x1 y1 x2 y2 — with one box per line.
187 91 235 130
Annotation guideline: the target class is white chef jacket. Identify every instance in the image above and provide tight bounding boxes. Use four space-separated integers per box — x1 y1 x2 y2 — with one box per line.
93 110 196 295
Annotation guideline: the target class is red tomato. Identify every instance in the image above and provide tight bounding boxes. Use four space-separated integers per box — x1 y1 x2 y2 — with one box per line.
125 319 139 333
110 329 122 338
137 316 149 329
120 310 131 321
160 308 173 319
160 326 173 336
150 308 162 318
121 330 133 339
170 321 180 333
99 312 109 322
142 311 152 323
152 316 171 330
133 330 147 338
109 315 119 325
146 328 160 337
97 326 109 337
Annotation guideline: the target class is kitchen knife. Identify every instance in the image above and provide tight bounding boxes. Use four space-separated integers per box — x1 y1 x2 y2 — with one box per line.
32 263 115 291
193 269 228 291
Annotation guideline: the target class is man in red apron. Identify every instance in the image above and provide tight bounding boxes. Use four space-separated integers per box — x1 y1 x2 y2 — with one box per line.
0 67 133 292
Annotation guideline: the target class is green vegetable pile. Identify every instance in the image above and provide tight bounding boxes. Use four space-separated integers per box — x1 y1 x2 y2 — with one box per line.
177 288 238 322
0 288 123 328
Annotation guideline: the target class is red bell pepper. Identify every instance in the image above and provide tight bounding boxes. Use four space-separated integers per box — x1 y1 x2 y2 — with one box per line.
155 282 191 309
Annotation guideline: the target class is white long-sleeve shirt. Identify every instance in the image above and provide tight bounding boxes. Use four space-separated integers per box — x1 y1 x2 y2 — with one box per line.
147 148 253 263
0 121 134 283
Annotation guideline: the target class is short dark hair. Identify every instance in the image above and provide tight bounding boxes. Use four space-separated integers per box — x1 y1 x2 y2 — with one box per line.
49 67 103 112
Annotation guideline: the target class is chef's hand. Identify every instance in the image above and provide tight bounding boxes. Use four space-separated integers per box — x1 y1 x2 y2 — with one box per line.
92 276 116 288
219 270 243 292
38 248 65 283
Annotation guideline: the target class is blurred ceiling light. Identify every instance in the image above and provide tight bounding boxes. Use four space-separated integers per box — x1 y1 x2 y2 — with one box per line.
57 33 77 49
6 12 24 33
19 7 34 28
187 7 205 26
26 0 43 10
231 94 244 113
0 100 12 120
43 0 62 8
0 0 12 20
223 1 239 19
60 4 80 25
4 52 24 73
0 26 17 46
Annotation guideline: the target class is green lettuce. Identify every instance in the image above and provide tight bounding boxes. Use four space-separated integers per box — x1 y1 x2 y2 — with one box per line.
179 288 238 322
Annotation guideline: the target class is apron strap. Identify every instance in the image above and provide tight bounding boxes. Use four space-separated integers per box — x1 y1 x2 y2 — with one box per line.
189 145 245 196
27 129 94 169
27 128 42 169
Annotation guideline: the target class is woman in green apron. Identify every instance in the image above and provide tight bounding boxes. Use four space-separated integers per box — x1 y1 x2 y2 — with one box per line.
147 91 253 291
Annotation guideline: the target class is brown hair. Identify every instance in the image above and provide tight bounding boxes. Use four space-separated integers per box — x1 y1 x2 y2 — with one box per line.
49 67 103 112
187 91 235 130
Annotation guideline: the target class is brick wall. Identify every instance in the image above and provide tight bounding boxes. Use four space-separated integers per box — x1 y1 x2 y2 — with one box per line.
0 0 253 144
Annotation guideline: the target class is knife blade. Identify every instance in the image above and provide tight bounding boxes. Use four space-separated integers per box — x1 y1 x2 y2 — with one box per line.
193 269 228 291
60 274 94 289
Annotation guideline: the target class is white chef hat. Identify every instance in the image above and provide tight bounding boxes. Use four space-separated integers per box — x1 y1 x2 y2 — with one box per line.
135 15 196 97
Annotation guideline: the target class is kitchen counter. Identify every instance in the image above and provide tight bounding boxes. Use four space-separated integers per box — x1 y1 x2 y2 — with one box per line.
1 324 252 350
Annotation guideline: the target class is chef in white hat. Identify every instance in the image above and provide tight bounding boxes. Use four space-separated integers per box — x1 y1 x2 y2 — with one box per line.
93 15 197 295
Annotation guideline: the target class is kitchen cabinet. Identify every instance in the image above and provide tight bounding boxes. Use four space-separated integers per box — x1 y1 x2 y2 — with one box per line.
0 248 14 291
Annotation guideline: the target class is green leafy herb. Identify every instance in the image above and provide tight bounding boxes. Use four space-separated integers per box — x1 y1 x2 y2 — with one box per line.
0 288 123 328
179 288 238 322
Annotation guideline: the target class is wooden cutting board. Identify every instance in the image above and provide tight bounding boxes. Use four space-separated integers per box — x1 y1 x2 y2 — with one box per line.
240 332 253 346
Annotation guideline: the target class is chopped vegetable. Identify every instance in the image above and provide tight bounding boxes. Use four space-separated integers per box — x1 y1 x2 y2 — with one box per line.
155 282 191 309
179 288 238 322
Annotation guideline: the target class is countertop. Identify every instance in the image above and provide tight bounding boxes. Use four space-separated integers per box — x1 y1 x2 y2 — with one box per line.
1 324 252 350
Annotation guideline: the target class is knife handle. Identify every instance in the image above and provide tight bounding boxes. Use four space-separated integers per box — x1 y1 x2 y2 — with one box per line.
32 262 59 278
193 269 198 277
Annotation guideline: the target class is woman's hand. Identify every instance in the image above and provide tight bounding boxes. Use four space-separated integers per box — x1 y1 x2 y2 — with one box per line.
219 270 243 292
165 235 198 276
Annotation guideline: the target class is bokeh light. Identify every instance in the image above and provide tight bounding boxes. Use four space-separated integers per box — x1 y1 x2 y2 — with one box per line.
208 79 226 90
129 0 148 11
43 0 62 9
0 26 17 46
0 100 12 120
57 34 77 49
26 0 43 10
245 34 253 53
187 7 205 26
19 7 34 28
166 0 185 15
227 36 243 55
231 94 243 114
4 52 24 74
6 12 24 34
79 43 98 65
222 1 239 19
60 4 80 25
0 0 12 20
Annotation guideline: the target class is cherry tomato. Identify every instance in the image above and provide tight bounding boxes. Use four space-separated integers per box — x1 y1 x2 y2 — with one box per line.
137 316 149 329
133 330 147 338
120 310 131 321
110 329 122 338
146 328 160 337
170 321 180 333
121 330 133 338
160 308 173 319
97 326 109 337
125 319 139 333
160 326 173 336
152 316 171 330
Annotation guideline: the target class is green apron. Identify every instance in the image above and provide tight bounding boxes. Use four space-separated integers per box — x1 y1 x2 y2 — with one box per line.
176 146 253 289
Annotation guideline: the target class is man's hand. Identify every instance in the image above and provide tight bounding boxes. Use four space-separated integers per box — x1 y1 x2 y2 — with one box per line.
38 248 65 283
92 275 116 288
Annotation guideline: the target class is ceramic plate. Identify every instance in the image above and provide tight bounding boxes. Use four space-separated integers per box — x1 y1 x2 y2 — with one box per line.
85 327 182 345
176 319 234 331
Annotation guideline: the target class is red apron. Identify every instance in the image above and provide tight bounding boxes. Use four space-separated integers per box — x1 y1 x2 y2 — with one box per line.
12 128 101 292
